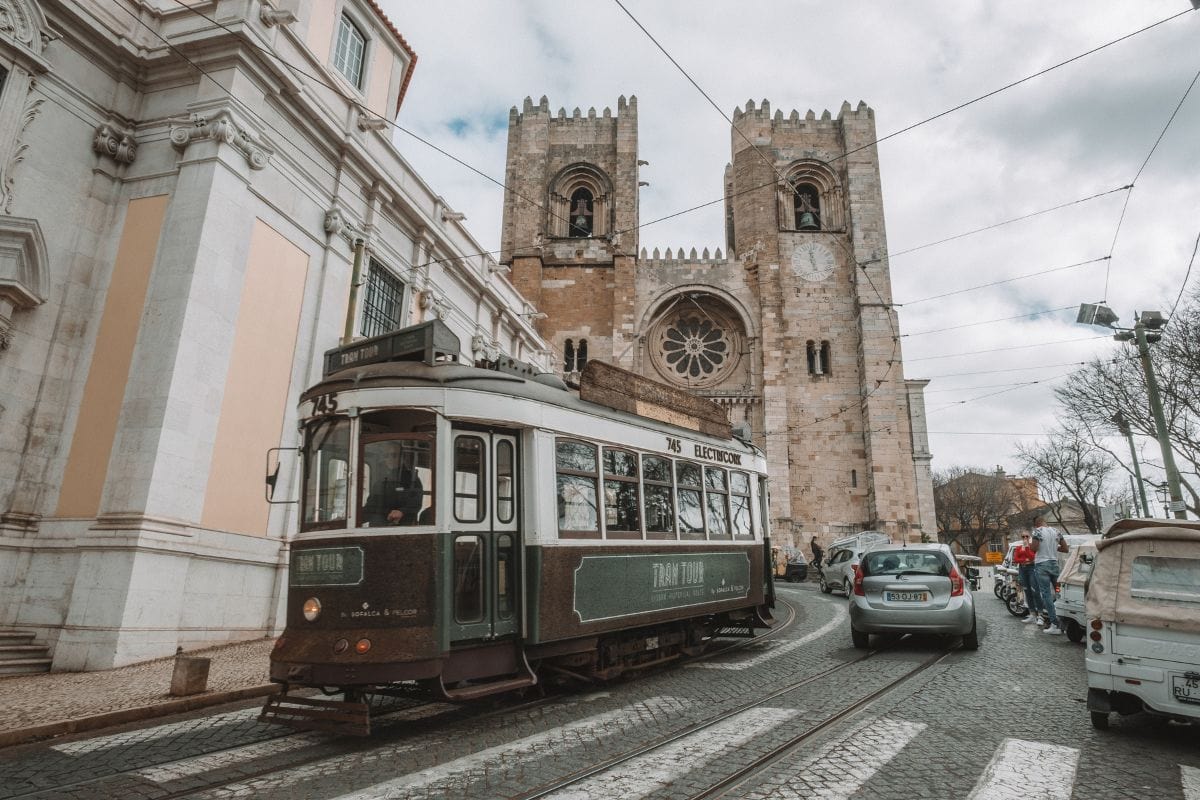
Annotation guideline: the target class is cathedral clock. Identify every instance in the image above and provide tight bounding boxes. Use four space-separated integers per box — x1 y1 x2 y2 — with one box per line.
791 241 835 282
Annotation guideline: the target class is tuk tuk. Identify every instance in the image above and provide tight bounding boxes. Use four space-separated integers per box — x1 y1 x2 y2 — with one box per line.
954 553 983 592
1085 519 1200 730
771 545 809 582
1054 541 1098 643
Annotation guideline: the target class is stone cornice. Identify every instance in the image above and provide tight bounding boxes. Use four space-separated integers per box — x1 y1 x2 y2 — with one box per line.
169 106 271 171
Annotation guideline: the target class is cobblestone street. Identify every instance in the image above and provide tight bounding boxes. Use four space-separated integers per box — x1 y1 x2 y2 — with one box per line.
2 582 1198 799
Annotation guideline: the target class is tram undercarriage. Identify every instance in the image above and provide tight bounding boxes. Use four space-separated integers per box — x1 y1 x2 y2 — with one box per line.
261 605 772 736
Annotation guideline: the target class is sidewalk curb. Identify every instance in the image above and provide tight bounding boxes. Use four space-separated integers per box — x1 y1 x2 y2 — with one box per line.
0 683 280 749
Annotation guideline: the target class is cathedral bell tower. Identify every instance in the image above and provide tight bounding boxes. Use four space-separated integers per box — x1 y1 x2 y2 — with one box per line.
500 96 640 373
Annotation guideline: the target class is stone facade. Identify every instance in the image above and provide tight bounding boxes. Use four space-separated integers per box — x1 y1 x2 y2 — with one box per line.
0 0 547 670
501 96 934 547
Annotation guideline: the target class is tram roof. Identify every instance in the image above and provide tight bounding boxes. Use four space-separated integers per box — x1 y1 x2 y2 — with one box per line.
302 360 760 454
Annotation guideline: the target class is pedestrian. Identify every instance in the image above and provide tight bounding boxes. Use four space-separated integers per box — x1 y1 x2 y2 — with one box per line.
810 536 824 570
1029 514 1068 635
1012 531 1041 624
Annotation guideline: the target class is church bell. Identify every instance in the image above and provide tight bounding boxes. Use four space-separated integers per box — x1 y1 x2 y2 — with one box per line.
798 211 819 230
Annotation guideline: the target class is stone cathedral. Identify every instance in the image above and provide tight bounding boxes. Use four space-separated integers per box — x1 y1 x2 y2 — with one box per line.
500 95 935 545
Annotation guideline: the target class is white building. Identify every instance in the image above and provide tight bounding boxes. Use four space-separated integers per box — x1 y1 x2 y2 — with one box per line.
0 0 548 671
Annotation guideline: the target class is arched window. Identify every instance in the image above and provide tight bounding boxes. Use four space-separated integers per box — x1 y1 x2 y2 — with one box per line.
793 182 821 230
820 341 832 376
779 161 844 232
564 339 576 372
851 469 858 488
806 340 819 375
568 188 594 238
577 339 588 370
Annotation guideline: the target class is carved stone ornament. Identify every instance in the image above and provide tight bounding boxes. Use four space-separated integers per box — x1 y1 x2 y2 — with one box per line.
169 109 271 170
323 208 345 236
356 109 388 132
258 3 297 27
0 214 48 351
93 123 137 164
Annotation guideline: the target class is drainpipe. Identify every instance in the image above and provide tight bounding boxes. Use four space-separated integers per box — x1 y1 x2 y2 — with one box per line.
342 236 366 344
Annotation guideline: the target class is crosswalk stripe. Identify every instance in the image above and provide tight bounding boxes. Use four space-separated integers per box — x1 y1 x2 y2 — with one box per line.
281 696 684 799
691 604 847 670
766 717 926 799
1182 765 1200 800
967 738 1078 800
541 707 798 799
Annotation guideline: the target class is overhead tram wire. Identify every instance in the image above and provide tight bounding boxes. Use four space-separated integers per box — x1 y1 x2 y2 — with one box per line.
897 256 1109 307
171 0 1195 278
902 306 1077 338
1104 62 1200 300
907 335 1111 363
1169 227 1200 319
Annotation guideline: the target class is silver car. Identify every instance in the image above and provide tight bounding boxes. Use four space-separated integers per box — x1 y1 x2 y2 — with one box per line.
819 531 890 595
848 543 979 650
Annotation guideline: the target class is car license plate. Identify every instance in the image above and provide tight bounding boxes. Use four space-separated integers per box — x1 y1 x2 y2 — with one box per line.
885 591 928 602
1172 675 1200 705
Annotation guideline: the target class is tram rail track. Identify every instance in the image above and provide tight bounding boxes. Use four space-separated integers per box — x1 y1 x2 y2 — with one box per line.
512 619 953 800
5 598 801 800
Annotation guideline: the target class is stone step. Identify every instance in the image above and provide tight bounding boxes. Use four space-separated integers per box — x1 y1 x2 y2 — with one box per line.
0 644 49 660
0 630 36 644
0 657 52 676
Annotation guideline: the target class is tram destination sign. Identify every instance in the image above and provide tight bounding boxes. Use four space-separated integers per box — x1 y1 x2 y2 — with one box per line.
323 320 461 377
572 552 751 622
289 546 365 587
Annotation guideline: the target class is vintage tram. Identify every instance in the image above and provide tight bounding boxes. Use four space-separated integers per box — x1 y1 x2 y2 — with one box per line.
263 321 774 734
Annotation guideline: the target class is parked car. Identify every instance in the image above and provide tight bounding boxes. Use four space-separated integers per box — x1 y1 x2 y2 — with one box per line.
771 546 809 582
818 531 891 595
1086 519 1200 730
848 543 979 651
1054 541 1098 642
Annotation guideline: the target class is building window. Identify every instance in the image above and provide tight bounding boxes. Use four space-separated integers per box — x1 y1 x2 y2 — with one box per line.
576 339 588 371
564 339 575 372
779 161 844 232
807 340 832 376
820 341 832 376
569 188 594 237
333 13 367 89
360 259 406 338
851 469 858 488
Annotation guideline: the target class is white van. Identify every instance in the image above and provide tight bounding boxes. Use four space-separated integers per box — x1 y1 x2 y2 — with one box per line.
1086 519 1200 729
818 531 891 595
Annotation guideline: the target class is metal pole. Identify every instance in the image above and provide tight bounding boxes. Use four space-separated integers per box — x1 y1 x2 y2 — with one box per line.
1133 320 1187 520
342 237 366 345
1113 411 1150 517
1128 475 1140 518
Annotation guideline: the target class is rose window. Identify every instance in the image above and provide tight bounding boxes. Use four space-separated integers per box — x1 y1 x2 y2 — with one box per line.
662 316 730 378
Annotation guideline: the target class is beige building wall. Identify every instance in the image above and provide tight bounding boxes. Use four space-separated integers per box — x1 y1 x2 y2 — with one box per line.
201 221 309 537
55 196 169 518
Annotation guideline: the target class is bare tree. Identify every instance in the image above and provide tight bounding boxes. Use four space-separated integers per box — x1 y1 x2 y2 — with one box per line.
1015 426 1115 533
1053 283 1200 516
933 466 1023 554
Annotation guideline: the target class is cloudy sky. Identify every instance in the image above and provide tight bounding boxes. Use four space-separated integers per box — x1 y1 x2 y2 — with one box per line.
380 0 1200 490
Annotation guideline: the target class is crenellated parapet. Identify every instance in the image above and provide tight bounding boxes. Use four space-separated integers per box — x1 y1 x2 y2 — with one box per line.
731 98 874 127
508 94 637 128
637 246 726 267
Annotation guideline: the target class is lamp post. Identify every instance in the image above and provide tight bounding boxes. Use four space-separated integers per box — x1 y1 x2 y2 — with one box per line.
1112 410 1149 517
1076 304 1187 520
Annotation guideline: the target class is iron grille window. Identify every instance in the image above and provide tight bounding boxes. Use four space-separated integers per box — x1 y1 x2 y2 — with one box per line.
332 13 366 88
360 260 406 338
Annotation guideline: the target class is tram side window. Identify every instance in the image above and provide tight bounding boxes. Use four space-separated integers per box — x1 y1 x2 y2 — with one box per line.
453 436 486 523
496 440 515 524
643 455 676 539
496 533 515 619
758 477 771 539
556 440 599 538
603 448 641 539
302 417 350 530
676 461 705 540
705 466 731 539
730 471 753 540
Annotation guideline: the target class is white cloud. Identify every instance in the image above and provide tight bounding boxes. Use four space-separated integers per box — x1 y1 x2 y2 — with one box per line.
381 0 1200 481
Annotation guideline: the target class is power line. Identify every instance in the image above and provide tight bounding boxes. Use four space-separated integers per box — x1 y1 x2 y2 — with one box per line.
926 374 1069 414
898 256 1108 306
889 187 1129 259
907 335 1110 363
1105 62 1200 299
921 361 1090 380
1169 226 1200 319
902 306 1076 338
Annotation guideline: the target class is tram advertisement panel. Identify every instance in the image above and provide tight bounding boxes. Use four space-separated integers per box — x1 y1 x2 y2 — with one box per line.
572 552 751 622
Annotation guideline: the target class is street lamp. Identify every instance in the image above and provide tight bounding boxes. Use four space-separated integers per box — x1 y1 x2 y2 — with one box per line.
1077 303 1187 520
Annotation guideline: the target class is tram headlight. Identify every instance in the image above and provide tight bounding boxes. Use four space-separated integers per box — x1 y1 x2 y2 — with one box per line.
302 597 322 622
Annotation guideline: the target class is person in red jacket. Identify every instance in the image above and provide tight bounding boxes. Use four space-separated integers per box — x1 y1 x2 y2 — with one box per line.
1012 531 1042 624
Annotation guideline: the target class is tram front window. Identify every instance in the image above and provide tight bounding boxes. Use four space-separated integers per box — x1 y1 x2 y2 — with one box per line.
359 410 436 527
302 417 350 529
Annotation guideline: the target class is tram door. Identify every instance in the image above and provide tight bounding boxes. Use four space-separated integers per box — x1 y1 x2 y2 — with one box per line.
449 430 520 642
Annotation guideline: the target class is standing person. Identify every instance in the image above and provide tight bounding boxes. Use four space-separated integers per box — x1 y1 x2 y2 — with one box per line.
1030 515 1066 635
1012 531 1040 624
810 536 824 571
